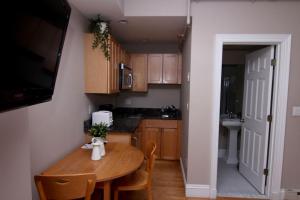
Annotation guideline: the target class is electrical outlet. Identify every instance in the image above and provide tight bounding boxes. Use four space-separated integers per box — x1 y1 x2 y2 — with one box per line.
125 99 132 105
292 106 300 116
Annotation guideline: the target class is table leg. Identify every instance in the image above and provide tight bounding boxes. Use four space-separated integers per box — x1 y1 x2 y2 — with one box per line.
103 180 112 200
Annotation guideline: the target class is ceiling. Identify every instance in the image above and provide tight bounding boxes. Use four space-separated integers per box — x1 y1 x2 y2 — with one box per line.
69 0 186 44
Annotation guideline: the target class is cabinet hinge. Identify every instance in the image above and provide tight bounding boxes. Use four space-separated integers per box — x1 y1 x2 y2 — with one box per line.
267 115 272 122
271 59 276 67
264 168 269 176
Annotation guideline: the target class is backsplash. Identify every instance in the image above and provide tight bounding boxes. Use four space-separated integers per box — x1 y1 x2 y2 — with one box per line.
116 84 181 108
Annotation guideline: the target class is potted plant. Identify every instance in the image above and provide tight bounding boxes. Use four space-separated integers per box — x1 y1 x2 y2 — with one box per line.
89 15 110 59
89 122 108 141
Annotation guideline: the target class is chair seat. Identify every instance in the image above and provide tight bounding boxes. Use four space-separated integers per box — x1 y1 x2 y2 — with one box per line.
113 170 149 191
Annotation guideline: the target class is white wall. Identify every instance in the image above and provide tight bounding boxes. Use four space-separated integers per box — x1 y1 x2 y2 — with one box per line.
0 6 114 200
0 108 32 200
180 27 192 178
123 0 187 16
29 8 92 199
186 0 300 189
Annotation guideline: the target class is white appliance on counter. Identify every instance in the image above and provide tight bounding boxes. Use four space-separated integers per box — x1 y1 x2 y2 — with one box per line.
92 111 113 126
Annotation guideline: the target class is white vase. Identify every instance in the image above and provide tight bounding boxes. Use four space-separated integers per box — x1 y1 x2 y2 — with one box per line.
91 139 102 160
91 137 105 159
100 141 105 156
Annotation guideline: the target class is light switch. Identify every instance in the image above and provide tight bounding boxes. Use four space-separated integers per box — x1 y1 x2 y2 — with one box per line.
292 106 300 116
88 105 92 115
187 72 190 82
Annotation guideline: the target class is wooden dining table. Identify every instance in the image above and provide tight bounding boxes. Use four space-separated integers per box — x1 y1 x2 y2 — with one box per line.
42 142 144 200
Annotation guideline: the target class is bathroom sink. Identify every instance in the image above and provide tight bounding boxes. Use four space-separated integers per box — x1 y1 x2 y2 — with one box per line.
220 118 242 164
221 118 242 128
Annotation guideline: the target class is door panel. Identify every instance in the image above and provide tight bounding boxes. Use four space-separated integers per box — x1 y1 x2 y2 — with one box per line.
147 54 163 84
131 54 148 92
142 127 161 158
163 54 178 84
161 128 178 160
239 46 274 194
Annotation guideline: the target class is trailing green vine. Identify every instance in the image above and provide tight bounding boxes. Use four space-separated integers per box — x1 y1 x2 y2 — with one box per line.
89 15 110 60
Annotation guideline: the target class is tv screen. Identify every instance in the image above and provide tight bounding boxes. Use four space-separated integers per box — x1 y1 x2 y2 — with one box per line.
0 0 71 112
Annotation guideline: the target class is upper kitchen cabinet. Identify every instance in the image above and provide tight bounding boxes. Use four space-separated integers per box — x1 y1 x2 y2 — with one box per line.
84 33 127 94
147 54 163 84
131 54 148 92
147 53 182 84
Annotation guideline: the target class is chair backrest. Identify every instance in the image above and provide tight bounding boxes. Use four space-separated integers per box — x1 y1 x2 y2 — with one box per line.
34 173 96 200
145 143 157 187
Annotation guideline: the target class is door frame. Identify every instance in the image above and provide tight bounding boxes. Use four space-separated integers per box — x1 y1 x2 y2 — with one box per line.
210 34 291 199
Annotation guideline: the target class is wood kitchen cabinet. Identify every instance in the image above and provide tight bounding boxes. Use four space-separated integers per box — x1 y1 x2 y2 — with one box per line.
131 54 148 92
84 34 127 94
142 127 161 158
141 119 181 160
161 128 179 160
147 54 163 84
163 54 179 84
147 53 182 84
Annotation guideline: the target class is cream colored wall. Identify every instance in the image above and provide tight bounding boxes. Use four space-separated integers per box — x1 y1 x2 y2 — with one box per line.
0 108 32 200
0 6 114 200
181 27 192 177
116 85 181 108
123 0 187 16
29 8 92 199
187 1 300 188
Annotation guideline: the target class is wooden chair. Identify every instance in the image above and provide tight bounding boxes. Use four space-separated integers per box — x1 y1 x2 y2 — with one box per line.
93 134 132 197
113 143 157 200
34 173 96 200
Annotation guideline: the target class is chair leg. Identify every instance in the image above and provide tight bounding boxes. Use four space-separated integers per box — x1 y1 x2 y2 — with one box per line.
147 187 152 200
114 189 119 200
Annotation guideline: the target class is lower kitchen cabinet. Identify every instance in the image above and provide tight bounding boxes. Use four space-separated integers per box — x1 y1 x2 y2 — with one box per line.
141 119 181 160
142 127 161 158
161 128 179 160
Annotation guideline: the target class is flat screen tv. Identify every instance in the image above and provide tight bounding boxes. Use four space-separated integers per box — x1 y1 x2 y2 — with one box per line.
0 0 71 112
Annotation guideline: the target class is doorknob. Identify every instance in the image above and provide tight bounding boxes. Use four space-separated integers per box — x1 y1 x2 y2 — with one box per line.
240 118 245 123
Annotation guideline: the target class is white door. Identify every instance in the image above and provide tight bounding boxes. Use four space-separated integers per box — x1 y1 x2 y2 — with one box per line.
239 46 275 194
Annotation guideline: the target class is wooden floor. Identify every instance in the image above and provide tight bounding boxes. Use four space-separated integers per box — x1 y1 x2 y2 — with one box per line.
118 160 261 200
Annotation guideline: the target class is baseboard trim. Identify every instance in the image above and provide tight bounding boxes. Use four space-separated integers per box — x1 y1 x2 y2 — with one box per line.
279 188 300 200
186 184 211 197
179 157 186 185
179 157 212 198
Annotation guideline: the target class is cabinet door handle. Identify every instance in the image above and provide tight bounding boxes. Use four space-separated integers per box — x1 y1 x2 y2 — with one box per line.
132 136 137 140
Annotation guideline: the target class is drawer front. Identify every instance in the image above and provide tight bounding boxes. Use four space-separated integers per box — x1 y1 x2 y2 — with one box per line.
144 119 177 129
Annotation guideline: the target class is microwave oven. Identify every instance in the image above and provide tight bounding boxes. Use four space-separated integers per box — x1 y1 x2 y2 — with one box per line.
119 63 132 90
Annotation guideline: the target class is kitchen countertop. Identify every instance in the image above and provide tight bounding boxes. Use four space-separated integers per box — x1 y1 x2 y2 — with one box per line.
85 107 181 134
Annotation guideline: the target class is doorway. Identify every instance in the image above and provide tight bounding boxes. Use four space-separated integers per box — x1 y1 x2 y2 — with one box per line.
217 45 272 197
210 34 291 199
